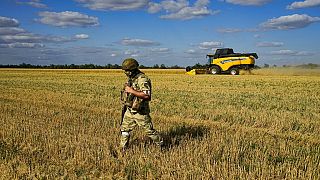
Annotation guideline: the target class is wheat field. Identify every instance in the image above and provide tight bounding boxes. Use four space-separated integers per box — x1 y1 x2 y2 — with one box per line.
0 68 319 179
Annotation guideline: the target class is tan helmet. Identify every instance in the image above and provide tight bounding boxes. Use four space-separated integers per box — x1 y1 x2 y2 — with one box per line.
122 58 139 71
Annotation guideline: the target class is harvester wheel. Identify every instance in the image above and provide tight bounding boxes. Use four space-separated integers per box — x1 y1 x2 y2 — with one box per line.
210 66 220 75
230 67 239 75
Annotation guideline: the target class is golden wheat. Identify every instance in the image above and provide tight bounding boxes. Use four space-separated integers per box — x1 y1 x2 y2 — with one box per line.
0 68 319 179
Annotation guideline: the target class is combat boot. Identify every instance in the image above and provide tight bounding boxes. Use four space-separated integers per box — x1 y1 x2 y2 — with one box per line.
156 140 165 151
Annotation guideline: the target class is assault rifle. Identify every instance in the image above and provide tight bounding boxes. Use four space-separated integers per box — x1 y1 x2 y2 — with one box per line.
120 78 133 126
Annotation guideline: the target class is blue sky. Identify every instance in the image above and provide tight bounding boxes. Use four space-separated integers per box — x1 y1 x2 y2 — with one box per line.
0 0 319 66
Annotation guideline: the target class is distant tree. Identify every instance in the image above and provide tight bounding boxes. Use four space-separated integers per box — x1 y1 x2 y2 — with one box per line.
113 64 121 69
139 65 147 69
192 63 207 69
160 64 167 69
296 63 319 69
283 64 292 68
20 63 33 68
7 62 317 70
169 65 184 69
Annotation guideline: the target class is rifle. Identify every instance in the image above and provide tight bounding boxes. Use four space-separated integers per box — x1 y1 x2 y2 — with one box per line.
120 78 133 126
120 104 127 126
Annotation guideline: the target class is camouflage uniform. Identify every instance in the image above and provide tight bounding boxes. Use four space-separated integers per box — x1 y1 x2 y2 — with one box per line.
120 71 162 148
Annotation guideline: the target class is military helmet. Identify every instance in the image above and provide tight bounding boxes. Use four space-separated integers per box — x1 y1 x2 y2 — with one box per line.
122 58 139 71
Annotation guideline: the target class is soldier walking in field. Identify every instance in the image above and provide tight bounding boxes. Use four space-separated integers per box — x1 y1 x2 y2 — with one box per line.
120 58 163 151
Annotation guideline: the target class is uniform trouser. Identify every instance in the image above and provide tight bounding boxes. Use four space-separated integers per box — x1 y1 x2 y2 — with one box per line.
120 109 161 148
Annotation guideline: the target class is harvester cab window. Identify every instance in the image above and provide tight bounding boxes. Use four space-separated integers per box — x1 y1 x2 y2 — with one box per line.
206 55 214 64
219 48 233 55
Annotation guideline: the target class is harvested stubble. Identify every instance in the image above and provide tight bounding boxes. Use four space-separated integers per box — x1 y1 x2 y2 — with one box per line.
0 68 319 179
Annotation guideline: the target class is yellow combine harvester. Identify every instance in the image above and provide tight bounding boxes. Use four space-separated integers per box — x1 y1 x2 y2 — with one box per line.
186 48 258 75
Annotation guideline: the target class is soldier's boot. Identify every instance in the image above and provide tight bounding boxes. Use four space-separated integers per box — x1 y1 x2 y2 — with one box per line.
146 130 164 149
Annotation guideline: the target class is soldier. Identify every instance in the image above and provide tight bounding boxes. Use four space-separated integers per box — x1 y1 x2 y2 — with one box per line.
120 58 163 151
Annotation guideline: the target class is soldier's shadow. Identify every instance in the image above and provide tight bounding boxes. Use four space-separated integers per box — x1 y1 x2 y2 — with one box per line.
160 124 209 149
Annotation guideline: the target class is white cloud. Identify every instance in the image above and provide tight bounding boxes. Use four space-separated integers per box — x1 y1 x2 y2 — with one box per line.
295 51 314 56
0 16 89 48
254 34 261 38
124 49 141 57
75 0 149 11
149 0 216 20
257 42 284 47
217 27 260 33
37 11 99 27
125 49 140 55
287 0 320 9
199 41 223 50
121 38 160 46
74 34 89 39
0 16 19 27
271 49 314 56
160 8 214 20
158 0 189 13
0 34 74 44
185 49 197 54
0 34 42 43
195 0 211 7
75 0 215 20
150 47 170 53
0 32 88 47
0 27 26 35
261 14 320 30
16 0 48 8
272 50 296 55
148 2 163 13
0 42 45 48
223 0 272 6
217 28 242 33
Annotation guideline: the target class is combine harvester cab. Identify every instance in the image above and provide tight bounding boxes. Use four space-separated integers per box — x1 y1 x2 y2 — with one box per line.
186 48 258 75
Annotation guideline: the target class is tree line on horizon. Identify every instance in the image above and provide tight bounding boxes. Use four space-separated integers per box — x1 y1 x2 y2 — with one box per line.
0 63 185 69
0 63 318 69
